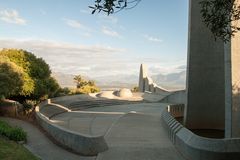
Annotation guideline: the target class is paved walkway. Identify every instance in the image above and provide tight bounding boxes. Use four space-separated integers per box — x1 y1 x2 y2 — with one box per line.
0 117 95 160
52 103 186 160
0 102 186 160
95 103 185 160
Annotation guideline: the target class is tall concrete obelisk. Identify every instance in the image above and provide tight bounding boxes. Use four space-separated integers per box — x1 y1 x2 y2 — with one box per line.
184 0 225 130
138 64 147 92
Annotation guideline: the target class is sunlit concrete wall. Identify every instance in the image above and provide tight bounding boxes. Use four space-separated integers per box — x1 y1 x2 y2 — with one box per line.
184 0 225 130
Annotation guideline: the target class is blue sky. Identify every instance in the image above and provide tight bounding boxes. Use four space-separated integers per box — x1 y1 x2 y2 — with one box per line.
0 0 188 78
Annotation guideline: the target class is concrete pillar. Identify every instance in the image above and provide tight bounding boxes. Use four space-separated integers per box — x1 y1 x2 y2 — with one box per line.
224 41 233 138
230 16 240 137
138 64 147 92
184 0 225 130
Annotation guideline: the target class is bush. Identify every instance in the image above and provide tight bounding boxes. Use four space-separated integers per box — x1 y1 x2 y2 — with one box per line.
54 87 71 97
22 100 36 111
71 86 100 94
131 86 139 92
0 120 27 142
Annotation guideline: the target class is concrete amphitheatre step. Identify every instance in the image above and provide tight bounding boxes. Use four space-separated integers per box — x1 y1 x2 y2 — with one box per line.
40 104 67 118
68 100 141 111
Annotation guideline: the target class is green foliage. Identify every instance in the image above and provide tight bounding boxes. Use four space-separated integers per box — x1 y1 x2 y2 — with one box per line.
22 100 36 111
0 58 25 98
54 87 71 97
33 77 60 100
0 136 40 160
73 75 100 94
131 86 139 92
89 0 141 15
0 120 27 142
74 75 87 88
0 49 60 101
200 0 240 42
77 85 100 94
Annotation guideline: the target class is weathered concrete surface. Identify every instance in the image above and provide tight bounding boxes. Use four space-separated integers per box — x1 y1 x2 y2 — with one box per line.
161 90 186 105
138 64 170 94
185 0 225 130
138 64 148 92
115 88 133 98
93 103 185 160
230 8 240 137
48 101 186 160
0 117 95 160
36 105 108 156
162 107 240 160
51 111 123 136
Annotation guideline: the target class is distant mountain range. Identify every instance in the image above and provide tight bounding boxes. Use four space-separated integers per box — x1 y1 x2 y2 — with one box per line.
151 71 186 90
52 71 186 90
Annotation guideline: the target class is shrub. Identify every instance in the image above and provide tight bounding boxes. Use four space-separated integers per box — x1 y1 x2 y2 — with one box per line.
54 87 71 97
22 100 36 111
0 120 27 142
8 127 27 141
131 86 139 92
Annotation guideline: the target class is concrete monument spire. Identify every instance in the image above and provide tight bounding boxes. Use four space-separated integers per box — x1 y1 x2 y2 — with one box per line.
138 64 147 92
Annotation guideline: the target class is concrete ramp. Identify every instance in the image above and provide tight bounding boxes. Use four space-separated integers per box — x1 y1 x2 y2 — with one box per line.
97 112 185 160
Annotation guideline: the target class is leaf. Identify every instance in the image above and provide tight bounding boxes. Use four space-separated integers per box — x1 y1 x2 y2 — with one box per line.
92 9 96 14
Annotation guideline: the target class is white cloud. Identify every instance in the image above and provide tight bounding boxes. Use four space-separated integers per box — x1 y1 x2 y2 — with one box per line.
0 38 186 88
144 34 163 43
0 9 26 25
0 38 124 55
0 38 126 76
63 18 93 34
98 15 118 24
147 61 186 75
64 18 83 28
102 26 120 38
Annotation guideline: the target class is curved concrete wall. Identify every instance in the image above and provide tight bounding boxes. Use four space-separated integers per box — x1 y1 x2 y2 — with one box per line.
162 106 240 160
138 64 170 94
35 102 108 156
161 90 186 104
143 77 170 94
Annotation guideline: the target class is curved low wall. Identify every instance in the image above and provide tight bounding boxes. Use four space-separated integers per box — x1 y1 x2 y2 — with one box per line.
162 106 240 160
35 102 108 156
160 90 186 104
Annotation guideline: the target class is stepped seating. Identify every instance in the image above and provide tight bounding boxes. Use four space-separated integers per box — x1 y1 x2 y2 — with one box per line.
68 100 140 111
39 104 67 118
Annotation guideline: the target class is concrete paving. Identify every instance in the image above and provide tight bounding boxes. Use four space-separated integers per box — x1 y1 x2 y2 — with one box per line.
95 104 185 160
0 117 95 160
0 100 186 160
50 103 186 160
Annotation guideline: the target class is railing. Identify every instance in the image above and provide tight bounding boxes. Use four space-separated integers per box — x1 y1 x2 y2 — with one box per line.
161 104 240 160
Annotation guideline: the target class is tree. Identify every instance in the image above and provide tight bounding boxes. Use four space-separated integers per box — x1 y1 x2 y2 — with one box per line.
0 58 25 99
74 75 87 88
200 0 240 42
0 49 60 101
89 0 142 14
88 80 95 86
89 0 240 42
73 75 100 93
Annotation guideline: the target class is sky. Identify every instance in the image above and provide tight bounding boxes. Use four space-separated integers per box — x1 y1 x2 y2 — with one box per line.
0 0 189 79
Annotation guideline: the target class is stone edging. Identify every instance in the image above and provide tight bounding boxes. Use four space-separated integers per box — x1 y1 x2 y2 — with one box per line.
161 106 240 160
35 101 108 156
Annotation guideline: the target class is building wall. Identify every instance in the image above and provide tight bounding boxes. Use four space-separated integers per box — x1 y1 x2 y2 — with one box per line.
184 0 225 130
